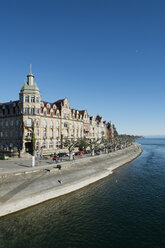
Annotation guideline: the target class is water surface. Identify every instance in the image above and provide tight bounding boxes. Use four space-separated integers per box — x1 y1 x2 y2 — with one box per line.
0 138 165 248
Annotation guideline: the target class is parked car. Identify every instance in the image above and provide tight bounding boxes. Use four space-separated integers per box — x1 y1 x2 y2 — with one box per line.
94 149 100 155
57 152 68 157
75 151 83 155
84 150 92 154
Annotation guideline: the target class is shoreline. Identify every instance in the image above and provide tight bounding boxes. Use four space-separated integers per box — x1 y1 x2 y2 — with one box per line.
0 144 142 218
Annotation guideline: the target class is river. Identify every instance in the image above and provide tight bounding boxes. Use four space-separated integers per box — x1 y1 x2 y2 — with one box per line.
0 138 165 248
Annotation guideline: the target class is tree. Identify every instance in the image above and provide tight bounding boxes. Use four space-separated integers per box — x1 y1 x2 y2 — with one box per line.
100 138 109 154
113 124 118 137
87 139 100 156
78 138 88 152
63 138 79 160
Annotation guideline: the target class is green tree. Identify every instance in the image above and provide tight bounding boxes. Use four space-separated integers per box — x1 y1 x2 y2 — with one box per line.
78 138 88 152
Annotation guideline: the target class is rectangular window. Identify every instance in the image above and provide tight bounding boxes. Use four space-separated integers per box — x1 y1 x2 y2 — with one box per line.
31 108 35 115
49 142 53 149
31 96 35 103
25 108 29 115
43 130 47 139
37 108 40 114
36 97 39 103
44 111 46 116
25 96 29 102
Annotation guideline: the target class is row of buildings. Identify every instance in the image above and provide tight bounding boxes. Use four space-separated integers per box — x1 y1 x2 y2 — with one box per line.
0 70 115 155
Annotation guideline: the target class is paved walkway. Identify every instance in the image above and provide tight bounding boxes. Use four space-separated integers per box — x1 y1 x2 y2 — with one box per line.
0 154 91 177
0 145 142 217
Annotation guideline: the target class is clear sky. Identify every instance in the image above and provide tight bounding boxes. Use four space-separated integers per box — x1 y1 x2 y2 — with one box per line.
0 0 165 136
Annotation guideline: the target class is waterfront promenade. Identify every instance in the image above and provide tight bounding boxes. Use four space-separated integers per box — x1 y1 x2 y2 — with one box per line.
0 144 142 217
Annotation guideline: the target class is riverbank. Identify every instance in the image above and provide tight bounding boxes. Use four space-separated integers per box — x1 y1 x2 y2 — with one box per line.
0 144 142 217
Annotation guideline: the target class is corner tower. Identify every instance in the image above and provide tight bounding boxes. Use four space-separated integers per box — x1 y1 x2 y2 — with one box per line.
19 68 41 154
19 68 41 115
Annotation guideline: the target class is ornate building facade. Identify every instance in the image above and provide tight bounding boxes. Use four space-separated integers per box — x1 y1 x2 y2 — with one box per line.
0 70 114 155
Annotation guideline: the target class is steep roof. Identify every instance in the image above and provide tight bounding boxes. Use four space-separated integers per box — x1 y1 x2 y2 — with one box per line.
54 99 64 107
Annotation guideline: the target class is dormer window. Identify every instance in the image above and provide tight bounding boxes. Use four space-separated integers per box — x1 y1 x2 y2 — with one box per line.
53 104 56 109
47 103 50 108
25 96 29 103
31 96 35 103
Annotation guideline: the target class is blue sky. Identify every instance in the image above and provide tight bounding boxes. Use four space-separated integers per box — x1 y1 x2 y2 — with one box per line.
0 0 165 136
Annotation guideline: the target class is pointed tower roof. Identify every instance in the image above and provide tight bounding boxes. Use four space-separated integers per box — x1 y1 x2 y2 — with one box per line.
20 67 40 95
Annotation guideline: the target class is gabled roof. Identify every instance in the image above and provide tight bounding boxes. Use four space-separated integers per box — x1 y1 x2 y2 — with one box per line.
54 99 64 106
